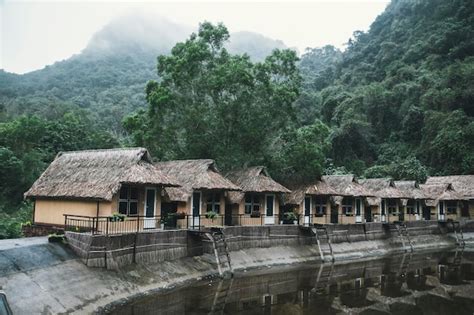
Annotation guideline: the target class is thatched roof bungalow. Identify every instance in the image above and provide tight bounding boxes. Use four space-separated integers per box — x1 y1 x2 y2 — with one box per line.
285 179 341 225
359 178 408 207
425 175 474 218
420 183 464 220
155 160 240 227
25 147 179 227
155 159 240 202
394 180 429 200
225 167 290 225
425 175 474 199
420 183 464 206
321 175 374 224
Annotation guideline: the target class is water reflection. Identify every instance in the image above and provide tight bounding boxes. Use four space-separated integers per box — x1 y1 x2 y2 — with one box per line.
107 250 474 315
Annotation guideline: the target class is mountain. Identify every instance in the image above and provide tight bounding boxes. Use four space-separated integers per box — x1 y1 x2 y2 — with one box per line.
0 13 287 134
297 0 474 176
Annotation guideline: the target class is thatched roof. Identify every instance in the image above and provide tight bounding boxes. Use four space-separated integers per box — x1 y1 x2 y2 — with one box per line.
425 175 474 199
394 180 428 200
25 148 178 201
359 178 409 206
225 166 290 204
286 180 340 205
420 183 465 207
322 175 374 197
155 159 241 202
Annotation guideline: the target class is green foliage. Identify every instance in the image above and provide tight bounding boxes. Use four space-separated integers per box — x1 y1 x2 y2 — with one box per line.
271 120 331 182
205 211 218 220
0 202 32 239
297 0 474 175
127 22 302 175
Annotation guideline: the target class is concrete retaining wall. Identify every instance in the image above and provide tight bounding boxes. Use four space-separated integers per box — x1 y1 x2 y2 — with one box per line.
66 220 458 269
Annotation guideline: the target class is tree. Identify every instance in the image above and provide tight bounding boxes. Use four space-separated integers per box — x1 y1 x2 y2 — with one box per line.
127 22 301 171
270 120 331 182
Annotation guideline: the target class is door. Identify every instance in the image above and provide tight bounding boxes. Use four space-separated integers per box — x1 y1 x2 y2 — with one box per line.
304 196 311 225
161 202 177 228
355 198 363 223
224 204 233 226
365 206 372 223
265 194 275 224
398 201 405 222
381 199 387 222
415 201 421 221
144 188 156 229
439 201 445 221
423 206 431 220
330 206 338 224
189 191 201 228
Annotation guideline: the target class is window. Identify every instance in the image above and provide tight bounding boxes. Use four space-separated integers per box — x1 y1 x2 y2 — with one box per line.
206 192 221 213
387 199 398 214
118 186 139 216
406 200 415 215
342 197 353 215
314 196 327 216
446 201 457 214
245 194 260 214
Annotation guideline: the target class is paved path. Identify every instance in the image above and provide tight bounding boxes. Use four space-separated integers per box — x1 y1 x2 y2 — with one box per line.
0 236 48 251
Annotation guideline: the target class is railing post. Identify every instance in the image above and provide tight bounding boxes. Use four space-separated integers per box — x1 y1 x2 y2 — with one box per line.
136 215 140 233
64 215 67 232
91 217 95 235
106 218 109 236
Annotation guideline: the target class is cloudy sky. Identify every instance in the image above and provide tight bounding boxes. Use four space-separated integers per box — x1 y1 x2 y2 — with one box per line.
1 0 389 74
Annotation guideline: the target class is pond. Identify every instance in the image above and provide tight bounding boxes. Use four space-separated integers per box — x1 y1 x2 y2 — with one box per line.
105 249 474 315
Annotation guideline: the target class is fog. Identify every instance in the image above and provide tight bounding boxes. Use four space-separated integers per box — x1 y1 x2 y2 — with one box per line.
2 0 389 74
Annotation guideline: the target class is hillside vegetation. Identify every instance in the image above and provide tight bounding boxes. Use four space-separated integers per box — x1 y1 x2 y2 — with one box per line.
0 0 473 238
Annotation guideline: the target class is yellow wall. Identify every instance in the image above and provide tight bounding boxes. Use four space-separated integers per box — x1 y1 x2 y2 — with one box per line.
34 199 112 226
34 186 163 226
294 195 332 224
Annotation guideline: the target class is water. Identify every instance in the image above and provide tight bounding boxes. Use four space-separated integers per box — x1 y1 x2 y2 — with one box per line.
107 250 474 315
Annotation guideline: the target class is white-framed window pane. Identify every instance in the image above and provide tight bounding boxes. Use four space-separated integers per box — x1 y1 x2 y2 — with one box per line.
119 201 128 215
129 202 138 215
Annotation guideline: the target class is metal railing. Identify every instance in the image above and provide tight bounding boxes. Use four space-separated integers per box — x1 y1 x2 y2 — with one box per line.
64 213 304 235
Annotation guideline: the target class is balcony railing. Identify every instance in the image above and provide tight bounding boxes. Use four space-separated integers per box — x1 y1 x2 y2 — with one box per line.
64 213 302 235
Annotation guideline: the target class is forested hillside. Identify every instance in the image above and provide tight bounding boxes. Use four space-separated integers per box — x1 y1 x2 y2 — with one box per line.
297 0 474 178
0 0 473 238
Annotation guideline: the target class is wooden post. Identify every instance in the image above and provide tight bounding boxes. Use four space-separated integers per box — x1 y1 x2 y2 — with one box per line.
95 201 100 233
64 214 67 232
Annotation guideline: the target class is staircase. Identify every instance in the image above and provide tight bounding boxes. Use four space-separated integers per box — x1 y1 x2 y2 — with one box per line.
394 223 414 252
450 221 465 247
209 278 234 314
205 228 233 277
311 225 334 262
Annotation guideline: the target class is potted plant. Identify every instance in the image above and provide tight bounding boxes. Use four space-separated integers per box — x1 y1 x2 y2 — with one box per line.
205 211 218 221
283 212 298 225
109 212 126 222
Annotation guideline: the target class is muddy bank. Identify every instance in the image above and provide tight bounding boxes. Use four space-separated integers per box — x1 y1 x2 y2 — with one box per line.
0 231 467 314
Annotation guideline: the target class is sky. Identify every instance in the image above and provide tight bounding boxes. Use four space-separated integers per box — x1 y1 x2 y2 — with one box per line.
1 0 389 74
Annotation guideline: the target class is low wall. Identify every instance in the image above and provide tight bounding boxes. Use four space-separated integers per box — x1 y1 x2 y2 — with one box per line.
66 220 458 270
67 230 189 269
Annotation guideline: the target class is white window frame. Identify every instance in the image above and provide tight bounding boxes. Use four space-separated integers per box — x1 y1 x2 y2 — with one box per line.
245 194 261 215
206 192 221 213
118 185 139 216
342 197 353 215
314 196 327 216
